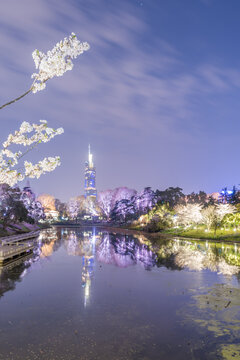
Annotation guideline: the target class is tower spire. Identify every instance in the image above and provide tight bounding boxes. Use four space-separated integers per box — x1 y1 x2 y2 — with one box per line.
88 144 93 168
84 144 97 201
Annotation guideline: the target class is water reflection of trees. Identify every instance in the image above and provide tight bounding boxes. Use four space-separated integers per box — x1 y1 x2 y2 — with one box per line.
96 234 240 276
43 228 240 277
0 227 60 298
1 228 240 300
97 233 156 269
38 228 61 258
0 255 32 298
155 239 240 275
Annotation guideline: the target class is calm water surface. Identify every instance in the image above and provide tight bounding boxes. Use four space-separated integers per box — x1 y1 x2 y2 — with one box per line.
0 227 240 360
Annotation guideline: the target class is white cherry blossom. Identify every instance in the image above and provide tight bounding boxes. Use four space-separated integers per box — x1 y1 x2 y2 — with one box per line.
0 33 90 110
0 120 63 186
31 33 90 93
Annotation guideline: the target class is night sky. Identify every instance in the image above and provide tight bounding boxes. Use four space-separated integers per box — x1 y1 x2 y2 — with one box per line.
1 0 240 201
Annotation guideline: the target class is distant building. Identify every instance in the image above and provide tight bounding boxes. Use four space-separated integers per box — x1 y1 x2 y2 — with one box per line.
84 145 97 201
44 209 59 221
208 186 238 204
218 186 237 204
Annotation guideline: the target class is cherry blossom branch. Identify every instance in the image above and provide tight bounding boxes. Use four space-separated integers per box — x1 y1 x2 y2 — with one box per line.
0 32 90 186
0 120 64 186
0 33 89 110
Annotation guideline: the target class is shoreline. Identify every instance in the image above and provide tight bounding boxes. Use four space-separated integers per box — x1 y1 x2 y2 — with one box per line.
52 223 240 244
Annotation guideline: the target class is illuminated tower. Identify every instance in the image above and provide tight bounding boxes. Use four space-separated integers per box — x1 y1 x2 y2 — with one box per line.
84 145 97 200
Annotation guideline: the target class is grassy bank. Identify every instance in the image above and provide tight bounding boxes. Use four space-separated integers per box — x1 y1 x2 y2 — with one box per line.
0 222 41 237
161 226 240 242
127 223 240 243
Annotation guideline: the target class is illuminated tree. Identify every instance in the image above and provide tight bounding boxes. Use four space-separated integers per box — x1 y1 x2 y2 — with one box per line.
0 184 29 227
97 190 114 218
201 204 235 233
135 187 156 213
98 187 137 219
67 197 82 221
222 212 240 229
110 198 136 223
175 203 203 226
109 187 158 223
201 206 218 232
37 194 56 211
21 191 45 222
145 203 173 231
216 203 235 219
113 187 137 204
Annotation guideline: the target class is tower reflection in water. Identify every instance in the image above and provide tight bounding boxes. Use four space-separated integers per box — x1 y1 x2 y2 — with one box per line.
63 228 99 307
65 229 156 307
81 229 96 307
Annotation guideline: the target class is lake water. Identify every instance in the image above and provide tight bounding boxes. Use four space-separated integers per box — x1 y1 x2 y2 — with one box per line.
0 227 240 360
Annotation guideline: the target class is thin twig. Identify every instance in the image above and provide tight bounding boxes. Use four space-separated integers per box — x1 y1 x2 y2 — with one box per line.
0 77 50 110
17 141 41 161
0 87 33 110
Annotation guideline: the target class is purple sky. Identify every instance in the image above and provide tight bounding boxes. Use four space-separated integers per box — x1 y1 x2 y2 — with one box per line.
1 0 240 201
